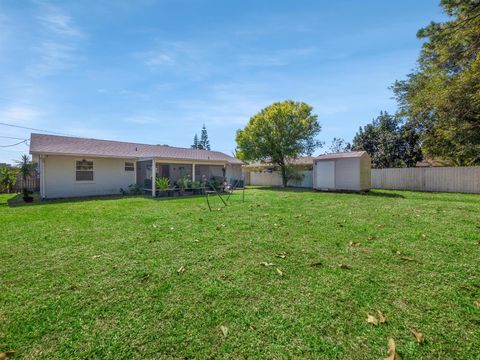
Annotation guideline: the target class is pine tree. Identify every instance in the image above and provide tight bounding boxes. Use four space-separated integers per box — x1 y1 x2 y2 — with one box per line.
200 124 210 150
191 133 199 149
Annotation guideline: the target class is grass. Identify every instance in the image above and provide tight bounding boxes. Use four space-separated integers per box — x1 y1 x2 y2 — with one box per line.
0 188 479 359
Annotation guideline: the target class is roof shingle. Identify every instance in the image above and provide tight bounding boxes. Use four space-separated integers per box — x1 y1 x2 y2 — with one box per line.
315 151 367 160
30 133 243 164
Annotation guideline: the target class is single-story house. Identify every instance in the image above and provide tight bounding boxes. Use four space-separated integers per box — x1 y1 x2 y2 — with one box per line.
30 133 243 199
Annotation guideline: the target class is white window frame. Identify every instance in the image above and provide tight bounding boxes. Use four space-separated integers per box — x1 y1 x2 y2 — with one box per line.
125 161 135 172
75 159 95 182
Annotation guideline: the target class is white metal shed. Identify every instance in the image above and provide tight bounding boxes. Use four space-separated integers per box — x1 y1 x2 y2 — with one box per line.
313 151 371 192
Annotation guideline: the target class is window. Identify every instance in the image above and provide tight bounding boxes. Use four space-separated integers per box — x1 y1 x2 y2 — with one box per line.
76 159 94 181
125 162 135 172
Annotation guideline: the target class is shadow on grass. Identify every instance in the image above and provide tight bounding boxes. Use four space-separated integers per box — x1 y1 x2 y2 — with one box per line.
248 186 312 193
363 190 405 199
5 191 233 207
249 186 406 198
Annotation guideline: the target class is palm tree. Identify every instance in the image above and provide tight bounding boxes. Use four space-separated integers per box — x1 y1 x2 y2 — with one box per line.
0 166 17 193
15 154 37 190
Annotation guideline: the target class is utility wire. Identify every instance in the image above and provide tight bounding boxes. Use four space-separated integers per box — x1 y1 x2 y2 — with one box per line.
0 136 28 141
0 140 28 147
0 122 71 136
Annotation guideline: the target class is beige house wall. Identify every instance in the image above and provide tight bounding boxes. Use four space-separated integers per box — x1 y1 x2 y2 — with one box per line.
42 155 136 198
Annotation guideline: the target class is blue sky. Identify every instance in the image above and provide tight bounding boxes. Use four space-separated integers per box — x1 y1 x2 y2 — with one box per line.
0 0 446 163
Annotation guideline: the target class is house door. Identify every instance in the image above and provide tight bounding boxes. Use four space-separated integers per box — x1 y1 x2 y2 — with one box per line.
160 165 170 178
316 161 335 189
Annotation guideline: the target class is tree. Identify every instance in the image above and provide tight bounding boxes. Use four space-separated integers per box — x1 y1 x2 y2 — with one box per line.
352 111 422 168
16 154 36 182
392 0 480 165
191 133 202 149
0 166 17 193
328 137 351 153
236 100 322 186
200 124 210 150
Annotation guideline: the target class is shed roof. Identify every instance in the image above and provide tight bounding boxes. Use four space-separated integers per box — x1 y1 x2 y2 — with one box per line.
30 133 243 164
315 151 367 161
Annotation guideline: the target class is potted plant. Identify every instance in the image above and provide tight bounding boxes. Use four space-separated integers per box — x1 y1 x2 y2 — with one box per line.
177 176 190 196
191 180 202 195
155 177 170 197
22 188 34 203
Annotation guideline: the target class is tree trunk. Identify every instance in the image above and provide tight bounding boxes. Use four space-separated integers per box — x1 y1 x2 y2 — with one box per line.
280 165 288 187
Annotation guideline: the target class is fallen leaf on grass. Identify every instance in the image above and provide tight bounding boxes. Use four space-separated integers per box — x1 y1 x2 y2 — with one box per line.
410 329 425 343
385 338 402 360
260 262 274 267
474 300 480 308
367 314 379 325
276 252 287 259
366 311 386 325
339 264 352 270
177 266 185 274
0 351 15 360
140 273 150 282
367 236 377 241
220 325 228 338
92 255 101 259
349 241 361 248
276 268 284 277
400 256 415 261
378 311 386 323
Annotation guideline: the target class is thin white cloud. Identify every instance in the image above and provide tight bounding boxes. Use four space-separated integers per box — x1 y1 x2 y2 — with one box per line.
144 53 174 67
37 11 83 38
137 41 212 80
0 104 43 126
28 2 84 77
237 47 316 67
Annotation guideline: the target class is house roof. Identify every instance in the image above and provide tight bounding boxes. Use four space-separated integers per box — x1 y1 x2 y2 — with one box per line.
29 133 243 165
315 151 367 161
243 156 315 168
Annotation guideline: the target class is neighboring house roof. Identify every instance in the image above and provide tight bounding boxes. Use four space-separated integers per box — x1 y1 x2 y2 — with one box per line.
243 156 315 169
315 151 367 161
30 133 243 164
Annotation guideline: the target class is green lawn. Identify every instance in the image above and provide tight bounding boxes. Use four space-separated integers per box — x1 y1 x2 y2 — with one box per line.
1 188 479 359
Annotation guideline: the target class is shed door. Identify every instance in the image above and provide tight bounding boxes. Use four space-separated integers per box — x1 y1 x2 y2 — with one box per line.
316 161 335 188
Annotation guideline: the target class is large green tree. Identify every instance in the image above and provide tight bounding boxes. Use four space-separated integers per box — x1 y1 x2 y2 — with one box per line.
352 111 423 168
236 100 321 186
392 0 480 165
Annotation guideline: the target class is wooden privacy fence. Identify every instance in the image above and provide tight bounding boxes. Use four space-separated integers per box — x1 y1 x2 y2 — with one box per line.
0 173 40 194
371 167 480 194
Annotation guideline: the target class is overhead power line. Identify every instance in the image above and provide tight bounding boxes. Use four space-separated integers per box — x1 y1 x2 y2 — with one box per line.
0 140 28 147
0 122 70 136
0 136 28 141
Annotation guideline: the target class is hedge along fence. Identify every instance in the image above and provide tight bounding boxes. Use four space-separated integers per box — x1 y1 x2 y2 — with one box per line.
0 171 40 194
371 167 480 194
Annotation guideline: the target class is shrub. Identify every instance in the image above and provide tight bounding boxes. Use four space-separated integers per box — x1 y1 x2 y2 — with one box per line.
120 184 143 196
176 176 190 190
155 177 170 192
